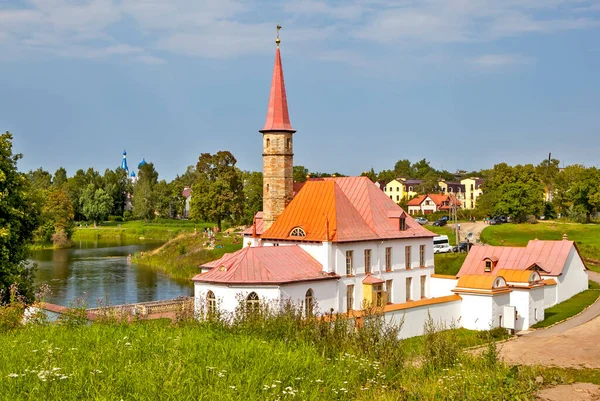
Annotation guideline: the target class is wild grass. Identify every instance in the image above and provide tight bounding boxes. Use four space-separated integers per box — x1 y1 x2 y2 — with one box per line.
531 280 600 329
0 294 550 400
131 233 243 281
434 253 467 276
480 222 600 265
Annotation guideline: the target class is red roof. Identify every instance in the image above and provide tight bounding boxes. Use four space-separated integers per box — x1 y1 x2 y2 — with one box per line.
242 212 264 236
193 245 337 285
261 176 435 242
407 194 461 207
260 47 294 132
458 240 582 277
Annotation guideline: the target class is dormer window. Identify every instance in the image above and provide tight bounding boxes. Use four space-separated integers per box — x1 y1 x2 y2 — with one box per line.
290 227 306 238
485 260 492 272
400 217 406 231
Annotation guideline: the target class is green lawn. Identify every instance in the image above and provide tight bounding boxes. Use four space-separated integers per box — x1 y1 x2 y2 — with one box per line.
434 253 467 276
480 222 600 265
532 281 600 329
71 219 216 242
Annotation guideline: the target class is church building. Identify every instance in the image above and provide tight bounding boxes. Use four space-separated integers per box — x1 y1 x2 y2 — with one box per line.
192 29 589 338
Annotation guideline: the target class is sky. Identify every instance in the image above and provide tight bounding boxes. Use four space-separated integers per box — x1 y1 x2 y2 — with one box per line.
2 0 600 181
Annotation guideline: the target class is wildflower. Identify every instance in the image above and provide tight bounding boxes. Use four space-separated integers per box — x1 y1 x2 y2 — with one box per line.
52 367 61 371
125 342 131 346
7 373 19 378
315 379 323 383
70 348 77 351
361 387 369 391
32 350 38 353
229 386 236 390
285 387 293 391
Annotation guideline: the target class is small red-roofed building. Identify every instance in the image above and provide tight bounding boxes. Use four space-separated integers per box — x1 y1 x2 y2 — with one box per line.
406 194 461 215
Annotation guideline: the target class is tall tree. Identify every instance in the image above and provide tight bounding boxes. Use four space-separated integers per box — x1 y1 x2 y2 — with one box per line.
190 151 244 230
80 184 113 225
103 167 130 216
393 159 413 178
133 162 159 220
242 171 263 225
361 168 377 182
0 132 41 303
52 167 68 188
27 168 52 191
40 189 75 247
293 165 309 183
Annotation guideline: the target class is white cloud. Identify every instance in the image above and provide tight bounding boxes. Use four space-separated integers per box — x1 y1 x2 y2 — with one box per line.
470 54 535 68
0 0 597 65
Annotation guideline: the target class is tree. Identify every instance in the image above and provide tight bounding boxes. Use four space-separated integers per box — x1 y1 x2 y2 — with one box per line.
37 189 75 245
52 167 68 188
415 172 440 194
27 168 52 191
563 167 600 223
133 163 159 220
377 169 396 182
412 158 435 179
361 168 377 182
0 132 41 304
394 159 413 178
190 151 244 230
476 163 544 221
242 171 263 225
103 167 130 216
293 166 309 183
80 184 113 225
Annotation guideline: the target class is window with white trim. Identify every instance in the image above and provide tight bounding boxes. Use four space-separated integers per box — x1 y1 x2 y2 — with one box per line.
346 250 354 275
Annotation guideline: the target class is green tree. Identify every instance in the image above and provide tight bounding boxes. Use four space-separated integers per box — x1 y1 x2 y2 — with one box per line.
361 168 377 182
242 171 263 225
0 132 41 303
415 172 440 194
477 163 544 222
293 165 309 183
42 189 75 247
190 151 244 230
27 168 52 191
412 158 435 179
80 184 113 225
377 169 396 182
393 159 413 178
133 163 159 220
563 167 600 223
52 167 68 188
103 167 130 216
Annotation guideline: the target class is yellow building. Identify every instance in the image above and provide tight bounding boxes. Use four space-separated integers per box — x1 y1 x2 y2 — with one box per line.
383 178 423 203
438 180 466 205
460 177 484 209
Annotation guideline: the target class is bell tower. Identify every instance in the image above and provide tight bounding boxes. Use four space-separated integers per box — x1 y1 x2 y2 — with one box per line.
260 25 295 230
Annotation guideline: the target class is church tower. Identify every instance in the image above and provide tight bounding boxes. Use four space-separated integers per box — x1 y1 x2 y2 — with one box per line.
260 26 295 231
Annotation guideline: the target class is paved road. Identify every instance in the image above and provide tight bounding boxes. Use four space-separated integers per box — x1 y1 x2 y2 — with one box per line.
526 270 600 337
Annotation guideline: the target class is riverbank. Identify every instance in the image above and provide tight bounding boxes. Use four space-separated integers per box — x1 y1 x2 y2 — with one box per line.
131 232 243 281
71 220 216 242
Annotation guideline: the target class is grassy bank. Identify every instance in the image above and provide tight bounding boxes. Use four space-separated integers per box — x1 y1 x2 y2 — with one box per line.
480 222 600 271
131 233 243 281
0 316 552 400
434 253 467 276
71 220 216 242
532 280 600 329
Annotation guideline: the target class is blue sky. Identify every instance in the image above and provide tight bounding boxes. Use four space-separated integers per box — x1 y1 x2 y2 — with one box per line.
2 0 600 181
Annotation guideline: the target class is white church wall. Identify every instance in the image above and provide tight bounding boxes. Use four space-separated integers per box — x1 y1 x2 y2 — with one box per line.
384 299 463 339
543 282 557 309
459 294 494 330
509 287 545 330
429 276 458 297
554 247 589 304
491 292 511 329
194 283 280 314
280 280 338 314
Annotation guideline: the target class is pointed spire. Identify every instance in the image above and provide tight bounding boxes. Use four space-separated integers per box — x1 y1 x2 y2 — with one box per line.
260 25 295 133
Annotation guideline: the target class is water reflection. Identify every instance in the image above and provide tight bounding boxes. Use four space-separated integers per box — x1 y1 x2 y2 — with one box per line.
30 239 193 307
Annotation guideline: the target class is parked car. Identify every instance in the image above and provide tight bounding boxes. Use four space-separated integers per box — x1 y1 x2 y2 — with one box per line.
489 218 501 225
433 219 447 227
415 217 428 225
497 215 508 223
452 242 473 253
440 216 450 221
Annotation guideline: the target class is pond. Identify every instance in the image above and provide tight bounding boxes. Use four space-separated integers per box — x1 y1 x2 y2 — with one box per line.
30 239 193 308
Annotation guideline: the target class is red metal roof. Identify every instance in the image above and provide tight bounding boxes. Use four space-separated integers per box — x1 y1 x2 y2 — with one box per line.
261 177 435 242
260 47 294 132
193 245 337 285
458 240 581 277
407 193 461 207
242 212 264 236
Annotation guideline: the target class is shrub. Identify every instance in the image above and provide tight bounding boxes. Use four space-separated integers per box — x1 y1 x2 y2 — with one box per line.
51 229 72 249
0 284 26 333
123 210 133 221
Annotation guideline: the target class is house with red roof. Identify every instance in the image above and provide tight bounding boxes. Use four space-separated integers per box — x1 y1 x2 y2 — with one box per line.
192 30 588 338
406 193 461 215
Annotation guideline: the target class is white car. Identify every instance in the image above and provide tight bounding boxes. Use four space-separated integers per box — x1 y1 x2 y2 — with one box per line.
415 217 428 225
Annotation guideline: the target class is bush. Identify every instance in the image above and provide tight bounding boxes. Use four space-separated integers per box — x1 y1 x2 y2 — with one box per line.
107 215 124 222
123 210 133 221
51 229 72 249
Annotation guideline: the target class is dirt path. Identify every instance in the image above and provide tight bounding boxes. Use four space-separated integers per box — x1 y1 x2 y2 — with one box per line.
498 272 600 368
448 221 487 243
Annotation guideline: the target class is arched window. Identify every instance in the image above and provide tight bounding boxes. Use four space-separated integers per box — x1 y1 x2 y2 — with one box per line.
266 138 270 148
290 227 306 238
448 187 453 193
246 292 260 313
408 186 413 192
266 183 269 192
457 187 461 193
206 290 216 315
305 289 314 317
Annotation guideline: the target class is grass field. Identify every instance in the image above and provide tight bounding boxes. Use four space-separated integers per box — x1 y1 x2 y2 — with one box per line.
434 253 467 276
480 222 600 272
0 315 552 400
131 233 243 281
71 219 216 242
532 280 600 329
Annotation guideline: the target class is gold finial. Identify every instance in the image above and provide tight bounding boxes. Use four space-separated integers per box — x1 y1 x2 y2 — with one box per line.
276 24 281 47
